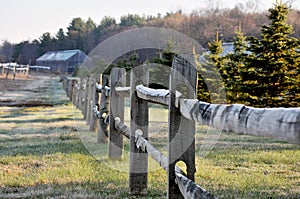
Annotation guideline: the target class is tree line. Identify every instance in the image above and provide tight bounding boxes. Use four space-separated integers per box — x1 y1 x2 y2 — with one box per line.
120 1 299 108
197 1 300 107
0 2 300 65
83 1 300 108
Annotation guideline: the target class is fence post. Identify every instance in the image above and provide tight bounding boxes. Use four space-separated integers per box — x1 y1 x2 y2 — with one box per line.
67 78 74 100
12 65 16 80
75 79 81 109
168 54 197 199
82 77 88 120
90 74 100 131
26 65 29 76
84 76 91 122
5 64 9 79
86 75 95 125
77 78 83 112
86 75 94 124
129 64 149 195
97 74 109 143
109 68 125 158
72 79 79 106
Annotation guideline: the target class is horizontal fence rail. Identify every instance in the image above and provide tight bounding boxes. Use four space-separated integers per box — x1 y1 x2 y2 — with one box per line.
180 100 300 144
1 63 29 79
94 83 300 145
62 54 300 199
114 117 215 199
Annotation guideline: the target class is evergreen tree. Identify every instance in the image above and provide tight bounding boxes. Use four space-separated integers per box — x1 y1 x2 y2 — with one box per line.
244 0 300 107
100 16 116 28
197 33 226 103
226 24 248 103
55 28 67 50
0 41 14 62
152 42 174 88
37 32 55 56
67 17 87 51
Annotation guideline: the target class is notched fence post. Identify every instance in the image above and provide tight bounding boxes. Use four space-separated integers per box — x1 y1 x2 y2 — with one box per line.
90 74 100 132
109 68 125 159
129 64 149 195
97 74 110 143
168 54 197 199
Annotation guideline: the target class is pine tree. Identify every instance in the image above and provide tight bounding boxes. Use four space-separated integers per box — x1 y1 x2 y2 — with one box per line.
197 32 226 103
243 0 300 107
226 24 248 103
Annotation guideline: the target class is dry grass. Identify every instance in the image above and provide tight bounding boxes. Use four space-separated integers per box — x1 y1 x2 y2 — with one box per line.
0 75 299 198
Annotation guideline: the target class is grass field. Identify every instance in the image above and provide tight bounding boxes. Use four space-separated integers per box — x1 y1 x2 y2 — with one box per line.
0 75 299 198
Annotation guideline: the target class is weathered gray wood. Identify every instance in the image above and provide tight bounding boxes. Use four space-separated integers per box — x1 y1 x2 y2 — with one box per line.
114 117 130 139
136 85 169 105
97 74 109 143
97 85 129 97
78 78 84 112
115 86 130 97
90 74 100 132
168 54 197 199
95 84 110 96
79 78 86 115
86 76 94 124
114 117 215 199
75 79 81 109
71 79 79 106
109 68 125 158
95 83 102 93
180 100 300 144
130 65 149 195
93 105 101 118
82 77 88 119
135 133 215 199
136 85 182 106
175 172 216 199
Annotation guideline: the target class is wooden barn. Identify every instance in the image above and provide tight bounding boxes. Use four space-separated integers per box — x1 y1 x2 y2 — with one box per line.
36 50 88 73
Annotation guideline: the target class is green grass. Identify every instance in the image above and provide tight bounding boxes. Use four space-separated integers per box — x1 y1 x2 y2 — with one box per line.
0 77 299 198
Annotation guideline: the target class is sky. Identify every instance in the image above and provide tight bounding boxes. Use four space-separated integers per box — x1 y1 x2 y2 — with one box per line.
0 0 299 44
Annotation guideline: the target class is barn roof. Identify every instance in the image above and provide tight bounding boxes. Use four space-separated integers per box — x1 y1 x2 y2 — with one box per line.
36 50 85 61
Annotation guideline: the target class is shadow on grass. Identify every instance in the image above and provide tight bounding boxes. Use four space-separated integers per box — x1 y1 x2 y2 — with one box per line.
0 179 297 198
0 181 166 199
209 188 299 199
0 138 89 157
0 117 82 124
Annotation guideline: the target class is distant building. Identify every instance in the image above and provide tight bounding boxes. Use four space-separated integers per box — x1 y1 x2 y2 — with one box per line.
36 50 88 73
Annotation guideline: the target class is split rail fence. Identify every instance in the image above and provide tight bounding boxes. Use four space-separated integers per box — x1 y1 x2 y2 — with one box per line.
0 63 29 79
62 54 300 199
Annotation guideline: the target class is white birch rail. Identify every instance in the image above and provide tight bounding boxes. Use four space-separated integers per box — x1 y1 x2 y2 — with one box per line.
2 66 28 71
95 83 111 96
115 86 130 98
114 117 216 199
29 65 50 70
132 85 300 145
136 85 182 106
180 100 300 144
96 83 130 98
93 105 102 119
1 64 29 79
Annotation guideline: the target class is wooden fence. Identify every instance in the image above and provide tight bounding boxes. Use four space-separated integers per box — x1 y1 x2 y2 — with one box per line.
0 63 29 79
62 54 300 199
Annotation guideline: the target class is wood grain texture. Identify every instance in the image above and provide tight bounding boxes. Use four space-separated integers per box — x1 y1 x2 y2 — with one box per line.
180 99 300 144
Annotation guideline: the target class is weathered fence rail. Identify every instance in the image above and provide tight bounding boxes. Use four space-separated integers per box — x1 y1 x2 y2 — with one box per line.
0 63 29 79
62 54 300 199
